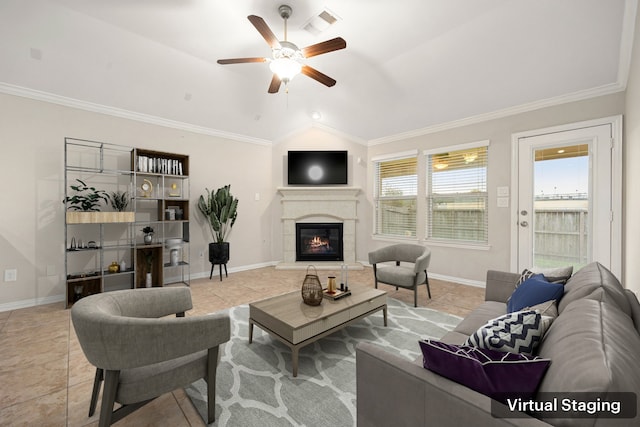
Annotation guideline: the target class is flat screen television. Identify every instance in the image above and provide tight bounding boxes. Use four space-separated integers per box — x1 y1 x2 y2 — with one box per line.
287 150 348 185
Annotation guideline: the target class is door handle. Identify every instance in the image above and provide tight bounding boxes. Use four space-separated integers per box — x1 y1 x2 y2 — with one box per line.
520 221 528 227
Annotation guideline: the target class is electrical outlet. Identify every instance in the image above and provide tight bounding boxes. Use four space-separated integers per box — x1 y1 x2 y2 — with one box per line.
4 269 17 282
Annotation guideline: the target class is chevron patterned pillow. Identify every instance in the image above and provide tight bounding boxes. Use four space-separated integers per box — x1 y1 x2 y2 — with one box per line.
464 310 551 356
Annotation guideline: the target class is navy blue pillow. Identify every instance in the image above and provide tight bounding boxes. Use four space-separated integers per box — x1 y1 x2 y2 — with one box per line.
507 274 564 313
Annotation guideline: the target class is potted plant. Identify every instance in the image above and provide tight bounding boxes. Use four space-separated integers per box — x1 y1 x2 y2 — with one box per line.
197 185 238 277
64 179 110 223
142 226 154 245
108 190 129 212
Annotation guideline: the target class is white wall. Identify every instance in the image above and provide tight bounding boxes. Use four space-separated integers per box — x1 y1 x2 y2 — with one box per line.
624 8 640 295
367 93 626 284
0 92 273 308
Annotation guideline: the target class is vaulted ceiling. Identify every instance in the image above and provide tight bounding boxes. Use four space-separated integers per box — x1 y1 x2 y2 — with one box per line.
0 0 635 143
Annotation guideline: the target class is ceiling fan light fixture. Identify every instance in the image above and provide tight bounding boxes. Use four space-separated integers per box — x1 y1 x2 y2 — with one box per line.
269 41 303 82
269 57 302 82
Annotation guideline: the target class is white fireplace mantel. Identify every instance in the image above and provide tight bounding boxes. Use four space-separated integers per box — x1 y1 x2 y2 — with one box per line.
276 187 362 270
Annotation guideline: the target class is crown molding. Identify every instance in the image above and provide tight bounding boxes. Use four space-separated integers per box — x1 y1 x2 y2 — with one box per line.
368 82 626 146
0 82 272 146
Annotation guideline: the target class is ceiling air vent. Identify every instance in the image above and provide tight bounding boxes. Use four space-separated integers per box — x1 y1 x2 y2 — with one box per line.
303 8 340 36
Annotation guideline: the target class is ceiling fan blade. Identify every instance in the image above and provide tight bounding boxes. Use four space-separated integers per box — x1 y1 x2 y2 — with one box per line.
301 37 346 58
268 75 282 93
217 57 267 65
301 65 337 87
248 15 281 49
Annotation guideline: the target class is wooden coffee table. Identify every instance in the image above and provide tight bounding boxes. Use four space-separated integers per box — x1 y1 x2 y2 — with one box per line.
249 288 387 377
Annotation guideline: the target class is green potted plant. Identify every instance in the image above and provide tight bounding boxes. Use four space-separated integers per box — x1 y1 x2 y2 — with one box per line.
142 226 154 245
197 185 238 280
64 179 110 223
108 190 129 212
65 179 109 211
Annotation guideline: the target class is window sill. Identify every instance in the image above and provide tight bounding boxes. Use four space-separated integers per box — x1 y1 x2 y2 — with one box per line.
423 239 491 251
372 235 419 243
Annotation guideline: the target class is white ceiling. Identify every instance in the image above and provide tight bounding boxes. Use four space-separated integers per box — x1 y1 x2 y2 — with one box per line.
0 0 635 143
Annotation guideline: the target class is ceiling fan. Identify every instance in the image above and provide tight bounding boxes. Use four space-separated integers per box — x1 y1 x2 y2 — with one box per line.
217 4 346 93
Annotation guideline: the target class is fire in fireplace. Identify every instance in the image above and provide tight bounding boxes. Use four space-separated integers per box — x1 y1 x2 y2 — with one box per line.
296 223 344 262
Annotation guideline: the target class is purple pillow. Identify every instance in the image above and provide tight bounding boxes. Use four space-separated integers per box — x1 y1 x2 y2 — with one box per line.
419 339 550 403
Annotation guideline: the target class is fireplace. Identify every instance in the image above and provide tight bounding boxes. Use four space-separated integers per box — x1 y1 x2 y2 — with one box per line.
296 223 344 262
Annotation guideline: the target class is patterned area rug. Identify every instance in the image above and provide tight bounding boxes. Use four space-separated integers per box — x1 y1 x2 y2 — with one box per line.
186 297 461 426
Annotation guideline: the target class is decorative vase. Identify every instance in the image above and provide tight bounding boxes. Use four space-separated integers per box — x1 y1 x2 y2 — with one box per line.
301 265 323 306
120 260 126 272
144 233 153 245
145 272 152 287
108 261 120 273
170 249 179 266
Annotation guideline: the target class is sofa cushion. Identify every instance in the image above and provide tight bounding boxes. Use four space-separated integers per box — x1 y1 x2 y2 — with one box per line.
419 339 550 403
530 265 573 284
536 298 640 398
558 262 631 316
375 265 426 289
507 275 564 313
452 301 505 336
464 310 551 356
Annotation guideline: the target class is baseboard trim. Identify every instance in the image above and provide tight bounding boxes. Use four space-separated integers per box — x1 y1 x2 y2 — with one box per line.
0 294 66 313
0 261 485 312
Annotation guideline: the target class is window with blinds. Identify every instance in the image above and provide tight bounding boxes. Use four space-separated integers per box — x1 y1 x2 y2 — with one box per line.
373 154 418 238
426 143 488 243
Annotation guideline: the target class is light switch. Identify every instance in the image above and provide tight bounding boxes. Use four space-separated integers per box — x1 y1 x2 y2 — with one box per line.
497 186 510 197
497 197 509 208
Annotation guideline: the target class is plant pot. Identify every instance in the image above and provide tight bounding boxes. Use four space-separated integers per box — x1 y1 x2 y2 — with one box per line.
144 233 153 245
209 242 230 263
145 272 152 287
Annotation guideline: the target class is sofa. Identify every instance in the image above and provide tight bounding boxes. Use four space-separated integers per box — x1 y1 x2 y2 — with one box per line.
356 262 640 426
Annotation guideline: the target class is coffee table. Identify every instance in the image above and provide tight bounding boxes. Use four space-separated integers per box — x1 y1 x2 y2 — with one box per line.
249 288 387 377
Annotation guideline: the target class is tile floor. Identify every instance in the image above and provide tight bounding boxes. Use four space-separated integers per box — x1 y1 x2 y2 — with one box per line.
0 266 484 426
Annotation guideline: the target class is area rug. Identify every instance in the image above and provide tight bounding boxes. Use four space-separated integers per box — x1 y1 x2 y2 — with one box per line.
185 297 461 426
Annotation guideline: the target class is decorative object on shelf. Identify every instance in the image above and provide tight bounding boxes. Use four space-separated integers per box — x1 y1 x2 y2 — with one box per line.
87 241 97 249
108 261 120 274
168 182 181 197
108 190 129 212
70 237 76 250
198 185 238 281
74 285 83 302
64 179 109 211
120 260 126 272
301 265 323 306
142 226 154 245
141 179 153 198
165 238 183 266
144 250 154 287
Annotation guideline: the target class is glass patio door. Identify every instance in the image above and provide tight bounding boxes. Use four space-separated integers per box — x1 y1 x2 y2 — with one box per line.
516 124 613 273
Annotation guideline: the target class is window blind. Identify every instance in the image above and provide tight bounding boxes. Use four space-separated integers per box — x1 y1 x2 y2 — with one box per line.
374 155 418 237
426 145 488 243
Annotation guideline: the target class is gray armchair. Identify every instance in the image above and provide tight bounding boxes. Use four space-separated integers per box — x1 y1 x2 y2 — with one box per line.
71 287 230 427
368 243 431 307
